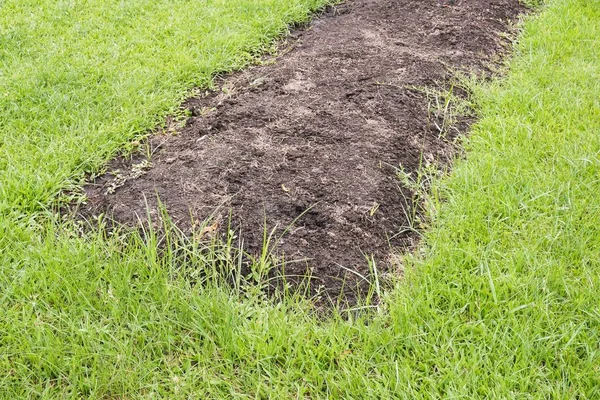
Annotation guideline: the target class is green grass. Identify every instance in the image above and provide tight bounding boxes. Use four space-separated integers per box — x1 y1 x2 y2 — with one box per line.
1 0 599 397
0 0 331 213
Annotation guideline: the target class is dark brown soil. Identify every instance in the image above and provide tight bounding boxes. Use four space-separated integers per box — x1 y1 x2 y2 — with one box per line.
80 0 524 301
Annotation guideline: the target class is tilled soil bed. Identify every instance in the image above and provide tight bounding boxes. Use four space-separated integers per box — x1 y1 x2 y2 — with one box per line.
81 0 524 301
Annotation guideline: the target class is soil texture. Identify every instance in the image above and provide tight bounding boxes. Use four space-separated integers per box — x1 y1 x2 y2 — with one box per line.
81 0 525 301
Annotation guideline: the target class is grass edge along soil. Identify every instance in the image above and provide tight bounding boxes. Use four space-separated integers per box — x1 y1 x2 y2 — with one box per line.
1 0 599 397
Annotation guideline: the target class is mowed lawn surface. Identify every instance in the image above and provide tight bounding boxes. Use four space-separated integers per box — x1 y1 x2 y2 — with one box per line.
1 0 599 398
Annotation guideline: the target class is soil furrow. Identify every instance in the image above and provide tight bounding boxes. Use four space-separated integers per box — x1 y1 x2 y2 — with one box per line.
81 0 525 301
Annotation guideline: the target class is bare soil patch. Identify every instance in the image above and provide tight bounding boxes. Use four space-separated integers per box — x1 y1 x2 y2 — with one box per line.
81 0 524 301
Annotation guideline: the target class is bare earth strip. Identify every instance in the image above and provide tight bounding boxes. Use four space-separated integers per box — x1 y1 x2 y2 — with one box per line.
81 0 524 300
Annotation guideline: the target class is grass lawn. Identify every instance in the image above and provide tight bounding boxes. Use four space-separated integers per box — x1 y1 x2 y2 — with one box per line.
1 0 599 397
0 0 331 213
